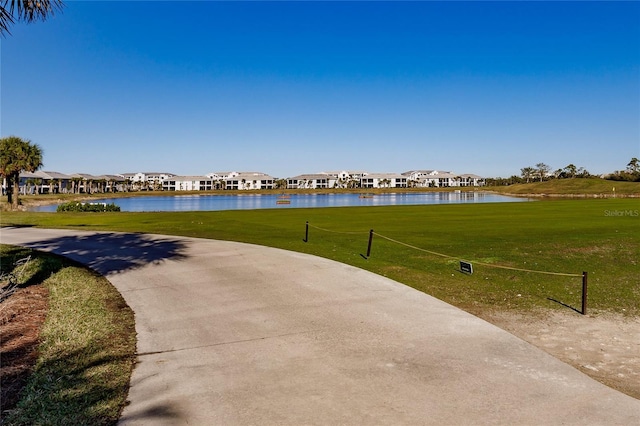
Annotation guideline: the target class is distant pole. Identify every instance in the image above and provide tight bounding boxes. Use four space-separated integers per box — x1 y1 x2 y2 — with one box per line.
304 221 309 242
366 229 374 258
581 271 588 315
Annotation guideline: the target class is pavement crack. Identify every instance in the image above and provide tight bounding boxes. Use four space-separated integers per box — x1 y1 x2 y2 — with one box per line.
136 328 325 357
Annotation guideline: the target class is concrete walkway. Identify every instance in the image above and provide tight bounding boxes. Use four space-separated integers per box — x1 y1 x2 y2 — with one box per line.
2 227 639 425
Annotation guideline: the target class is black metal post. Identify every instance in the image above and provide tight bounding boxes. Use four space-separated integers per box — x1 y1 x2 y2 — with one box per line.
304 221 309 242
366 229 374 258
581 271 588 315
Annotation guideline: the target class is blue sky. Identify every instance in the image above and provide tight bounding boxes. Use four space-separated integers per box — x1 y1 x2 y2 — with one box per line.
2 1 639 178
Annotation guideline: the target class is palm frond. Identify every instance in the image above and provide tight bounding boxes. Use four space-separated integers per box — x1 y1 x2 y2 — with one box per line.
1 0 64 35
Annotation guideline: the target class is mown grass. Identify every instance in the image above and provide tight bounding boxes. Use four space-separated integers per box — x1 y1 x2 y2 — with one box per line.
0 246 136 426
1 197 637 424
2 198 638 316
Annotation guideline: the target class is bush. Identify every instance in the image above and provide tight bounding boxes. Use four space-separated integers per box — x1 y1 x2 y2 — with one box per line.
56 201 121 212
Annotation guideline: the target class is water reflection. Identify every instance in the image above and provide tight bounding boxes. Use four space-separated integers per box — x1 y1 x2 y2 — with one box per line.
32 192 527 212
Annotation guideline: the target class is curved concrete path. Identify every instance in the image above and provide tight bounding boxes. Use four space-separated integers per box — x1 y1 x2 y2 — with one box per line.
2 227 639 425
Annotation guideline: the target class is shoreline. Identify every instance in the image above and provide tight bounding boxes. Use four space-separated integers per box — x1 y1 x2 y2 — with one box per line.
6 186 640 210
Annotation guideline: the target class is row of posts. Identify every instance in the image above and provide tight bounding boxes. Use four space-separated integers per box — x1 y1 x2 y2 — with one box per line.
303 221 588 315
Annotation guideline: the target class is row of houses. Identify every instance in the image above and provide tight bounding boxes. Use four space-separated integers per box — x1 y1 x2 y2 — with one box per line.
6 169 484 195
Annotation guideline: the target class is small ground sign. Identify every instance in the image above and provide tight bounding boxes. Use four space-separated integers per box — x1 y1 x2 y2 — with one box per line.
460 261 473 274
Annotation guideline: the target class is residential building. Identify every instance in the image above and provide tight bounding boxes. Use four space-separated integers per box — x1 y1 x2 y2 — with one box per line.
287 174 332 189
360 173 408 189
11 167 482 195
120 172 176 190
402 170 484 188
219 172 275 190
163 176 215 191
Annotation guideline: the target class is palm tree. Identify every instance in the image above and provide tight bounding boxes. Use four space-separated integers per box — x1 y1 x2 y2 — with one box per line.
1 0 64 35
25 178 34 195
48 178 58 194
0 136 43 209
34 177 43 194
71 177 82 194
273 179 286 190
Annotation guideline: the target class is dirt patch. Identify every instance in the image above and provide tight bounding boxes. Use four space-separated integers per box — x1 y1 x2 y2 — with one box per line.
0 284 49 417
481 310 640 400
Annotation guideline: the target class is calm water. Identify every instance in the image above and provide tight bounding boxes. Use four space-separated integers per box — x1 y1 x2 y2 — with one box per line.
33 192 527 212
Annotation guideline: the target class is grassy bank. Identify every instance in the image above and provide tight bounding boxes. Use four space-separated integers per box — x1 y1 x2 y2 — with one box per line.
1 247 136 425
2 198 638 316
488 178 640 196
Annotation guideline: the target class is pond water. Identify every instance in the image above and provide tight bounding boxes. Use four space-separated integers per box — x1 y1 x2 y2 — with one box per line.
32 192 527 212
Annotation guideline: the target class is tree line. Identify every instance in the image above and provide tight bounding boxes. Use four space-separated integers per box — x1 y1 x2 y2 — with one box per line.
606 158 640 182
485 158 639 186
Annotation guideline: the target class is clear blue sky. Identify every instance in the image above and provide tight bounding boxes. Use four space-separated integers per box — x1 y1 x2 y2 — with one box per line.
2 1 639 178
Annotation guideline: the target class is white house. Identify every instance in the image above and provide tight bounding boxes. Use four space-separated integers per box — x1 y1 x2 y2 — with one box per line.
287 174 332 189
215 172 275 190
401 170 483 188
319 171 368 188
359 173 408 189
163 176 215 191
120 172 176 190
459 174 484 187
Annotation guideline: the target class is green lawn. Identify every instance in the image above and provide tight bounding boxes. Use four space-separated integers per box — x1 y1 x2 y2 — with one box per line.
2 198 638 316
2 197 638 424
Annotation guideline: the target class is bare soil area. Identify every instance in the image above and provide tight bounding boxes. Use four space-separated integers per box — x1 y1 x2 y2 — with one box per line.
1 284 48 417
482 310 640 400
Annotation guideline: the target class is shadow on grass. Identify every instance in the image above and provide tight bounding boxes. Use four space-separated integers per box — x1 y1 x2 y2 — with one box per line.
4 343 182 425
7 232 188 277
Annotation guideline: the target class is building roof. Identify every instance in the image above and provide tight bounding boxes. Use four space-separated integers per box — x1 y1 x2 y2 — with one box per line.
40 171 72 179
362 173 406 179
289 173 332 180
169 175 215 181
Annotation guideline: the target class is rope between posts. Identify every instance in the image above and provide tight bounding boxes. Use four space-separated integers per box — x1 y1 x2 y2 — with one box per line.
307 223 368 235
373 231 583 278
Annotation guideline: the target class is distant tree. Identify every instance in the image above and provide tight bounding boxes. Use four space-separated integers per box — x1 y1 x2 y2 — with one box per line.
520 167 535 183
576 167 590 178
605 157 640 182
0 136 43 209
1 0 64 35
273 178 287 190
563 164 577 178
535 163 551 182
